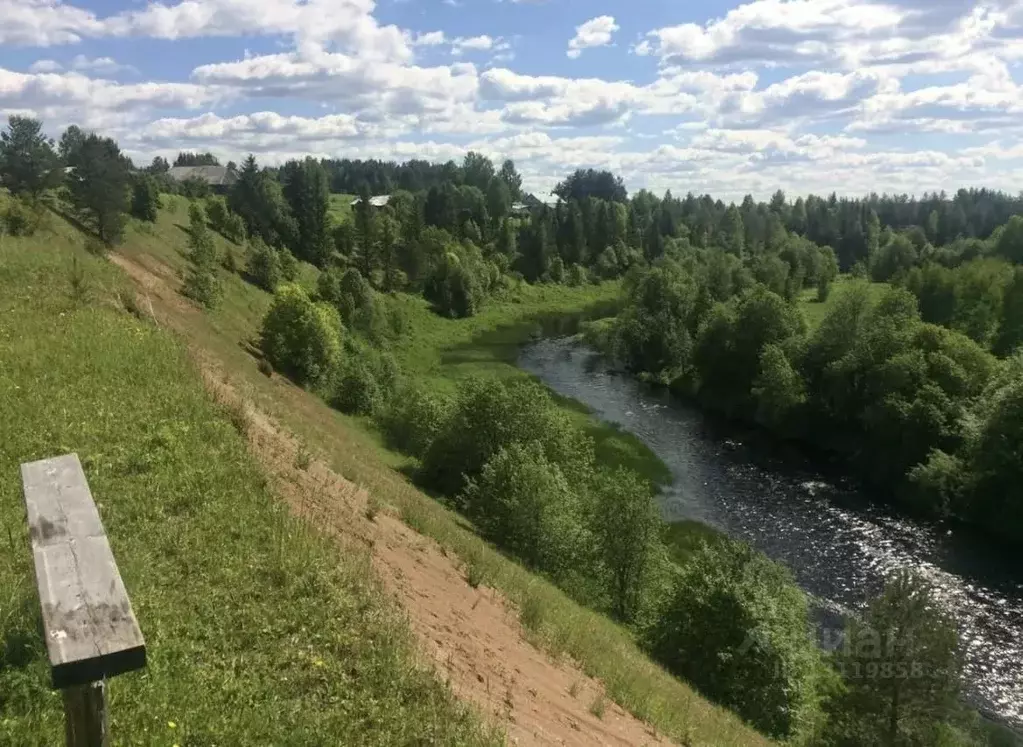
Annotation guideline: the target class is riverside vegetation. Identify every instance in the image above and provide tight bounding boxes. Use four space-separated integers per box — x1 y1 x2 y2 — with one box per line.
2 114 1021 746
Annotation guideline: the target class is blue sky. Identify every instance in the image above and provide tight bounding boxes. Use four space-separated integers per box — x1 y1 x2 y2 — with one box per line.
2 0 1022 200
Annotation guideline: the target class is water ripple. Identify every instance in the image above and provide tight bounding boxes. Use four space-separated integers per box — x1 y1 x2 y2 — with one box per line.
520 338 1023 731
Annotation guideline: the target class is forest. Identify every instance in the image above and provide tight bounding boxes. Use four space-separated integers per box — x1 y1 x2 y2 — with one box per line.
2 113 1021 746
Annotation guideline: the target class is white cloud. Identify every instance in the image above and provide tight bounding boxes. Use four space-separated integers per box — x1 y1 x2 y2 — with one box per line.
0 66 219 130
69 55 135 75
451 35 495 55
567 15 618 59
29 59 63 73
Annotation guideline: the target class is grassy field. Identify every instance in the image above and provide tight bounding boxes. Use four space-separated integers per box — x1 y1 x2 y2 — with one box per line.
106 196 770 745
328 193 357 224
0 218 497 744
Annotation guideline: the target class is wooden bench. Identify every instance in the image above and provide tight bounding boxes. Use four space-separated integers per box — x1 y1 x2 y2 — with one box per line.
21 453 146 747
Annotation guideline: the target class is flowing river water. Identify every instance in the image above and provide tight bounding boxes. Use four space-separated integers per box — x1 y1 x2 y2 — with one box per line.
518 336 1023 732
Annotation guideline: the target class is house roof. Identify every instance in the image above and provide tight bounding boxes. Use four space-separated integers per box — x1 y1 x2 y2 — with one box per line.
167 165 239 186
350 195 391 208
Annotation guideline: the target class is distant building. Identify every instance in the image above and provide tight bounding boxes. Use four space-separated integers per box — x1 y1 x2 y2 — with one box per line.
510 202 530 215
167 165 239 192
350 195 392 208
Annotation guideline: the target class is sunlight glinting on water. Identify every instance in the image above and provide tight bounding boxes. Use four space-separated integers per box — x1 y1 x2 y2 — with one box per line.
520 337 1023 730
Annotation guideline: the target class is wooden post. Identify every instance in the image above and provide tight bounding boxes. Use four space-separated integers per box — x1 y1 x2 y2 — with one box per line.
63 683 108 747
20 454 146 747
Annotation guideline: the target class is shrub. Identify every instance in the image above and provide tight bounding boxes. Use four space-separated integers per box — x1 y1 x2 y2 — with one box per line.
333 358 382 416
462 441 590 580
279 247 299 282
183 202 221 309
419 377 594 497
130 176 161 222
247 239 281 292
376 383 452 459
259 283 343 388
3 197 42 236
566 264 589 287
646 539 824 741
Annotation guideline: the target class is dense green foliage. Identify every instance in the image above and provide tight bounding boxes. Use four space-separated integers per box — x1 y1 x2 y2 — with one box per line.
130 174 161 222
259 284 343 388
647 539 824 740
0 116 61 197
182 202 222 308
822 571 967 746
65 132 131 244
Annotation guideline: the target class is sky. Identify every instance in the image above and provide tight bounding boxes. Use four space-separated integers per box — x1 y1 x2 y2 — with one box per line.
1 0 1022 201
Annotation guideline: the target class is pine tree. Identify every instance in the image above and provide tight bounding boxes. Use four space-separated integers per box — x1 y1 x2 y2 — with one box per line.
281 158 330 266
183 202 222 308
0 116 62 197
66 133 130 245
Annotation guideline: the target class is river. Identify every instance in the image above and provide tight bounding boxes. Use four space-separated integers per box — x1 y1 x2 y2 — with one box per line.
519 336 1023 731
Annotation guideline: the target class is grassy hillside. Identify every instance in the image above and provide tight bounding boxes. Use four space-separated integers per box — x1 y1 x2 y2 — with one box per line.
0 216 496 745
103 195 771 745
328 193 357 224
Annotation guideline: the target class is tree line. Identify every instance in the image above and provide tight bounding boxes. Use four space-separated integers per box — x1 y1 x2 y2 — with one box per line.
2 114 1018 746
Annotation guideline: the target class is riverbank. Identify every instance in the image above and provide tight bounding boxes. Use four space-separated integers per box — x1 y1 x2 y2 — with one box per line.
520 336 1023 737
382 283 674 488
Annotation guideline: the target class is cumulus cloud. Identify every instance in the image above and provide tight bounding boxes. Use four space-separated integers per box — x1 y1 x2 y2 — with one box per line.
567 15 619 59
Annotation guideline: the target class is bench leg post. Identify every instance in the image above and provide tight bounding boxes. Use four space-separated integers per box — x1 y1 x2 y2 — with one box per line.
63 681 108 747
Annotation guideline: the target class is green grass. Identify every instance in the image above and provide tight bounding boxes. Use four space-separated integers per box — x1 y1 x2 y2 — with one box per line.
797 275 890 330
0 224 497 745
65 200 772 745
328 193 357 224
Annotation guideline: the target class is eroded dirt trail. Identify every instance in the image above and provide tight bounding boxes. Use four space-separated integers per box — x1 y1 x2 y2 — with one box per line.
113 252 669 746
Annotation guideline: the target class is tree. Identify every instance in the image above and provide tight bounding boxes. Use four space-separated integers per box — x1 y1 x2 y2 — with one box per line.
648 539 824 740
130 175 161 222
720 205 745 256
58 125 86 164
554 169 627 203
174 151 219 167
420 377 593 497
825 570 965 746
247 239 282 292
498 159 523 201
183 202 222 308
352 184 379 280
0 116 61 197
148 156 170 174
66 133 130 244
591 467 661 623
229 155 295 249
259 284 342 388
462 441 589 579
281 157 331 265
486 176 511 227
994 268 1023 356
461 151 495 192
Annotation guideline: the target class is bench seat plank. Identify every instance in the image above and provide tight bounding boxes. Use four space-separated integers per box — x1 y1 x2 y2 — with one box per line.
21 454 146 689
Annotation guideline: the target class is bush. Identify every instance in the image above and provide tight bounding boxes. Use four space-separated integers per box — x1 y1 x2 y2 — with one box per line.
259 283 343 388
376 383 452 459
3 197 42 236
462 441 590 579
646 539 824 741
130 176 161 222
279 247 299 282
333 358 382 416
419 377 593 497
566 264 589 287
247 239 281 292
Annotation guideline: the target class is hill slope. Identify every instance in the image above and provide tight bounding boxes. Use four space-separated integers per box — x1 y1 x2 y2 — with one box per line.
2 199 771 745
